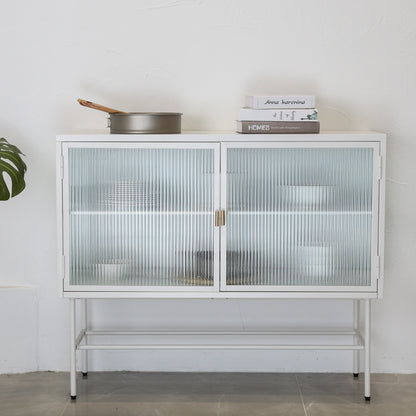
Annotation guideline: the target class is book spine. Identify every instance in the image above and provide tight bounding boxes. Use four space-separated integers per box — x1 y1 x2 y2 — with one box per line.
245 95 315 109
239 108 318 121
236 121 320 134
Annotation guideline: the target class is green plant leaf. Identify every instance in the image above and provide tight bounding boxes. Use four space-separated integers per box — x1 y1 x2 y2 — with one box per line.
0 138 27 200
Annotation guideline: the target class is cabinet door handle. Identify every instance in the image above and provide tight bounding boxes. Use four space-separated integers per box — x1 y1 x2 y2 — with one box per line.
221 209 226 226
215 210 220 227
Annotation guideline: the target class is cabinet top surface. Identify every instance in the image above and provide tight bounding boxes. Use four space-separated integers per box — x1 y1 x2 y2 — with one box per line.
56 130 386 142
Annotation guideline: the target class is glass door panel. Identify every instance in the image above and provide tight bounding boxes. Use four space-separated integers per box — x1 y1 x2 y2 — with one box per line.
65 145 218 289
222 144 377 290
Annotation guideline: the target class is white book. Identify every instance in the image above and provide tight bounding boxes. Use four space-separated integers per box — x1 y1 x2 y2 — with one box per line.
239 108 318 122
245 95 315 109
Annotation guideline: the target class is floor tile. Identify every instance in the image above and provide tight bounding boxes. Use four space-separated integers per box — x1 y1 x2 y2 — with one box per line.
297 373 364 405
62 402 148 416
305 402 416 416
218 402 305 416
63 400 306 416
0 400 67 416
0 372 69 416
1 371 416 416
396 373 416 384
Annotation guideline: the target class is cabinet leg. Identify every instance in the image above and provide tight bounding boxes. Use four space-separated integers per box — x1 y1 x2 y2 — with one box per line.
364 299 371 400
69 298 77 399
353 299 359 378
81 299 88 377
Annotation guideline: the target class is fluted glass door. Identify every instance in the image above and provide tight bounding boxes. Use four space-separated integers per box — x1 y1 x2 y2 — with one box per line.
221 142 379 291
64 143 220 290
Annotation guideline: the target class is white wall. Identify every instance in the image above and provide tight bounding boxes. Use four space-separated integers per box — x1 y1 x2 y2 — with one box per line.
1 0 415 373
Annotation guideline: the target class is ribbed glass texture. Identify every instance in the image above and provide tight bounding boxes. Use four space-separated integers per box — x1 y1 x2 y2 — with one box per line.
226 147 374 287
68 147 214 287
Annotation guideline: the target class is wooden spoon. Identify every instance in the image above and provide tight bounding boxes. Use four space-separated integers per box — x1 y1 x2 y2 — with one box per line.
77 99 127 114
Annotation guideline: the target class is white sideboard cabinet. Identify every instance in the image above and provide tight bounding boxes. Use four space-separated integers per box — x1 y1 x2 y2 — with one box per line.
56 132 386 400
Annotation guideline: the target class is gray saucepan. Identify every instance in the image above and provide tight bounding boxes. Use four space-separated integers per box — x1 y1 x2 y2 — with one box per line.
78 99 182 134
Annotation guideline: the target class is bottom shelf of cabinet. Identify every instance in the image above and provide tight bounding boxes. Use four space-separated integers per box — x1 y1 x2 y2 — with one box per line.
75 328 364 351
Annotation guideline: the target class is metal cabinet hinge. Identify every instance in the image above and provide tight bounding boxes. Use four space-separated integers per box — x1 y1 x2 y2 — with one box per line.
377 156 382 180
60 155 64 180
61 255 65 279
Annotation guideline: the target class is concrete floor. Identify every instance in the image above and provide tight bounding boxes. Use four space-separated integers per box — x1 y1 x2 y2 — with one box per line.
1 372 416 416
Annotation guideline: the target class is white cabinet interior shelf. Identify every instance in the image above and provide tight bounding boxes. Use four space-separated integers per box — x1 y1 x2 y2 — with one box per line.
56 132 386 400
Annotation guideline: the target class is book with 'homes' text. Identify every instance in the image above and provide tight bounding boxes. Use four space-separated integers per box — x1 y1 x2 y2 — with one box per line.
236 120 320 134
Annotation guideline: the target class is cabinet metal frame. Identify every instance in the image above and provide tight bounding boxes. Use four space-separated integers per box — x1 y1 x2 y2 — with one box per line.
57 132 385 402
57 135 385 298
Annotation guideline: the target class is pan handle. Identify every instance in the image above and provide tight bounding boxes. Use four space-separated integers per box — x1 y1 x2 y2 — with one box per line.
77 99 127 114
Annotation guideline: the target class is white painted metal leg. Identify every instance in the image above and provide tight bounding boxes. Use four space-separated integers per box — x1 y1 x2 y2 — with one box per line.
70 298 77 399
353 299 359 377
364 299 371 400
81 299 88 376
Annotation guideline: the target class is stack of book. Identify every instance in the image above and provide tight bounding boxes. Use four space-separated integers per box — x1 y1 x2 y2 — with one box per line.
236 95 320 134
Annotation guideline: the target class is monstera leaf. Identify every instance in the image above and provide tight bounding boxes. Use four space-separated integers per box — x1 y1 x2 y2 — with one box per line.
0 138 27 200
